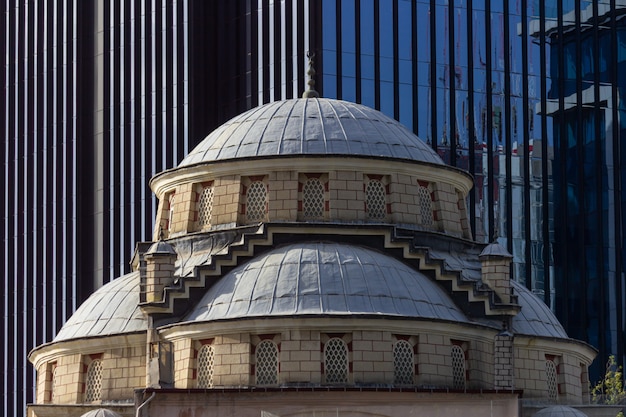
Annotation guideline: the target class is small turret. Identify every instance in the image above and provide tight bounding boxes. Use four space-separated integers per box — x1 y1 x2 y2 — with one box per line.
479 241 514 305
142 237 177 303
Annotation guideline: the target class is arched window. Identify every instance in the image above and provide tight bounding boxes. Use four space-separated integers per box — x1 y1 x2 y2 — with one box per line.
546 359 558 400
417 185 434 226
451 345 466 390
302 178 325 219
166 192 176 232
324 338 348 384
246 181 267 222
84 359 103 402
51 362 59 403
393 340 414 385
197 183 215 228
255 340 278 385
197 344 215 388
366 179 387 220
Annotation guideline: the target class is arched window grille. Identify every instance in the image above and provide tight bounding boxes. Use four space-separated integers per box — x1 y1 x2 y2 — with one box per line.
197 184 215 228
167 192 176 231
302 178 325 219
255 340 279 385
197 344 215 388
51 363 59 403
451 345 466 390
366 179 387 220
84 359 103 402
246 181 267 222
393 340 414 385
546 359 558 400
417 185 434 226
324 338 348 384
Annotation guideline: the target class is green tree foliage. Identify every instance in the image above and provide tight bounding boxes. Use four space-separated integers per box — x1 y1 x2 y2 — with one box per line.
591 355 626 417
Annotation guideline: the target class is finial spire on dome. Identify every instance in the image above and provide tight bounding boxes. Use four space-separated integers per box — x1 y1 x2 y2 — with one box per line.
302 51 320 98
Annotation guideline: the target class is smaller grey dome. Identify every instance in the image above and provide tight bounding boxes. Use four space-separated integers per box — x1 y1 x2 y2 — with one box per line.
511 280 568 338
54 271 147 342
532 405 589 417
80 409 123 417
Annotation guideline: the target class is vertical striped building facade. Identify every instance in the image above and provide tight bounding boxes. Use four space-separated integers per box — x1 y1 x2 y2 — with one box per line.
2 1 625 415
1 1 312 415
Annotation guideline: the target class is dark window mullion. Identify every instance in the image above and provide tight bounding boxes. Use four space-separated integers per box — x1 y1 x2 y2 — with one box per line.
609 0 624 368
429 0 437 151
285 0 293 100
273 1 281 101
467 0 476 237
112 0 122 280
102 0 112 287
521 0 532 290
539 0 550 306
485 0 494 240
355 0 361 103
555 0 568 325
592 0 607 365
373 0 380 109
574 0 588 344
448 1 456 167
392 0 399 120
503 0 513 255
262 0 270 104
336 0 342 99
411 0 418 134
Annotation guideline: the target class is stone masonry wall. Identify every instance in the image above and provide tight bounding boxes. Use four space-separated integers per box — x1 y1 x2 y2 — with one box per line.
279 330 322 384
159 169 467 232
267 171 299 221
101 346 145 400
41 346 145 405
212 333 251 387
514 347 584 403
351 331 394 385
328 171 365 222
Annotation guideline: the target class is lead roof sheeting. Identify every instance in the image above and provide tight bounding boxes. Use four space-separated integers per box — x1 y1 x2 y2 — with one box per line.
178 98 444 167
54 241 569 341
509 280 568 338
186 242 469 323
532 406 589 417
54 272 147 342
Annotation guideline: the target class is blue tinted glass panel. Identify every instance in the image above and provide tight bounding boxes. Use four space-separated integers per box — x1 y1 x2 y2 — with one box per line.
398 1 412 61
360 0 375 55
399 84 413 130
380 81 394 115
341 0 355 53
416 3 430 63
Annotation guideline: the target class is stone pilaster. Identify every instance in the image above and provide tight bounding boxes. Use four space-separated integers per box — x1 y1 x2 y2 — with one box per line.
494 329 514 390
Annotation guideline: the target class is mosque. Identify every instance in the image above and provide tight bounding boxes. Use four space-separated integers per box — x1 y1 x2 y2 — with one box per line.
27 73 611 417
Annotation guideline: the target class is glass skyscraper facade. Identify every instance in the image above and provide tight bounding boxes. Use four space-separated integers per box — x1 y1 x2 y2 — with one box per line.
318 0 553 307
547 2 626 378
3 1 626 415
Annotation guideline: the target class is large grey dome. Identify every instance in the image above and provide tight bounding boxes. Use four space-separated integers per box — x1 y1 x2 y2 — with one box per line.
185 242 468 323
178 98 444 167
